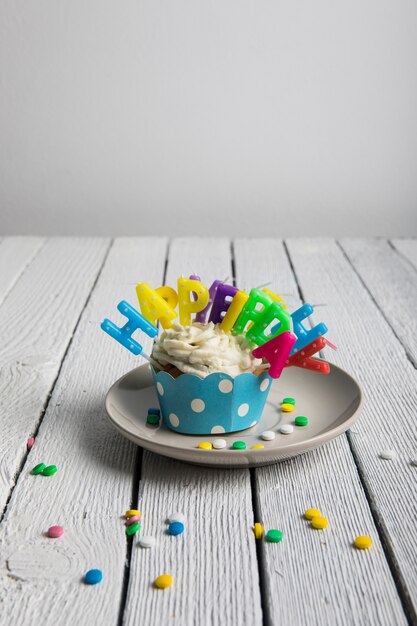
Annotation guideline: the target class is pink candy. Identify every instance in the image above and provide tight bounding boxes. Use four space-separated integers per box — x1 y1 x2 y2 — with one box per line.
125 515 140 526
48 525 64 538
27 437 35 450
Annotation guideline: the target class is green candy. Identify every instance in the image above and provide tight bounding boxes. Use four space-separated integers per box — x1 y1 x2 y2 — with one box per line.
266 529 283 543
294 416 308 427
146 413 160 425
42 465 57 476
232 441 246 450
126 522 141 536
282 397 295 405
32 463 46 475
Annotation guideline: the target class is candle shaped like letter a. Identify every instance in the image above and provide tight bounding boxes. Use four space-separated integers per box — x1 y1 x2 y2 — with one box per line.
178 278 210 326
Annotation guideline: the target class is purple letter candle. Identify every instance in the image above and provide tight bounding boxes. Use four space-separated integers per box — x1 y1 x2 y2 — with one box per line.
195 279 223 323
209 283 239 324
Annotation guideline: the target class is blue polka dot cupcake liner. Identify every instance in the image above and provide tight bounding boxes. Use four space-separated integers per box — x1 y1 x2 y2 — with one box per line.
151 367 272 435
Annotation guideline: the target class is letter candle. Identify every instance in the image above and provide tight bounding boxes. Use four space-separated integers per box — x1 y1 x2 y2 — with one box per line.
136 283 177 329
219 290 249 333
252 331 297 378
233 289 273 335
195 280 223 323
209 283 239 324
178 278 210 326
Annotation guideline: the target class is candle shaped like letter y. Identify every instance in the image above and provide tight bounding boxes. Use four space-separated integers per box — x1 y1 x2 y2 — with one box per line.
178 278 210 326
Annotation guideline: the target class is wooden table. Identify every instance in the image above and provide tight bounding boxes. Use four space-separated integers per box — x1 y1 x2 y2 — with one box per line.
0 237 415 626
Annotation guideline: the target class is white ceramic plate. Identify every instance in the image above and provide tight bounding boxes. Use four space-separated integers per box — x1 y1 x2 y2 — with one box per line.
105 364 363 468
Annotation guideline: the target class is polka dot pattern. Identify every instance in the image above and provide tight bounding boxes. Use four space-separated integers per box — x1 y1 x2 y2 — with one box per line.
218 379 233 393
260 378 270 392
211 425 225 434
238 403 249 417
191 398 205 413
156 382 164 396
169 413 180 427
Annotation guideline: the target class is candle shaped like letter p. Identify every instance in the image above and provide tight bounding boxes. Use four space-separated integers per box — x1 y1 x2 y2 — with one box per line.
178 278 209 326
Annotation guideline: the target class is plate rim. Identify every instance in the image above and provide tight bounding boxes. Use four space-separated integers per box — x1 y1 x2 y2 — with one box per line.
104 364 364 467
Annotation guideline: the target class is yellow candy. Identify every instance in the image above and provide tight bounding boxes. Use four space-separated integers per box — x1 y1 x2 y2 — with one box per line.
305 508 321 521
198 442 212 450
354 535 372 550
220 291 249 333
251 444 265 449
311 516 328 529
125 509 141 518
178 278 209 326
281 403 294 412
253 523 264 539
154 574 173 589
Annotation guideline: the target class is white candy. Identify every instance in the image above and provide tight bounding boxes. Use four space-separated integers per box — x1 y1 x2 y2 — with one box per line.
279 424 294 435
212 438 227 449
167 512 186 524
138 536 156 549
379 449 396 460
261 430 275 441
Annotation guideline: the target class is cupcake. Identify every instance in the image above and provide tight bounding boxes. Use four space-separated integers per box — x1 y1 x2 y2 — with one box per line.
150 322 272 435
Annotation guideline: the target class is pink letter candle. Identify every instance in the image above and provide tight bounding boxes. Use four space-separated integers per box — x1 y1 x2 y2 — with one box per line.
252 331 297 378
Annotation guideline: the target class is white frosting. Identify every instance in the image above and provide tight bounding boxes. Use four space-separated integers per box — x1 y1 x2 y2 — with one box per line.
151 322 263 378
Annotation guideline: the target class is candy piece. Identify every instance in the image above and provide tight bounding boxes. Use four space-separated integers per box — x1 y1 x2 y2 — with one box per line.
281 403 294 412
47 525 64 538
154 574 173 589
379 449 396 460
231 441 246 450
136 282 177 329
304 508 321 520
354 535 372 550
27 437 35 450
209 283 239 324
101 300 157 357
261 431 275 441
32 463 46 475
220 290 249 333
212 438 227 450
251 444 265 449
168 521 184 536
178 278 209 326
125 515 140 526
247 302 291 346
148 407 161 416
279 424 294 435
198 442 212 450
126 522 141 536
285 337 332 375
252 331 296 378
266 529 283 543
253 523 264 539
84 569 103 585
311 516 328 529
147 413 160 425
126 509 141 518
282 397 295 405
294 416 308 427
139 536 156 548
42 465 57 476
289 303 328 353
167 512 186 524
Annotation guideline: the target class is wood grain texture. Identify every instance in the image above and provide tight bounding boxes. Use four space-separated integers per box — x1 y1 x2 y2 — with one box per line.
286 238 417 621
123 238 263 626
340 239 417 366
0 238 109 512
0 238 168 625
233 239 407 626
0 237 45 305
391 239 417 270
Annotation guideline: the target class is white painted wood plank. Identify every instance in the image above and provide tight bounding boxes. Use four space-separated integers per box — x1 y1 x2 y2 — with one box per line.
0 237 45 305
287 237 417 621
0 237 168 625
124 238 263 626
391 238 417 271
0 238 109 512
233 239 407 626
340 239 417 366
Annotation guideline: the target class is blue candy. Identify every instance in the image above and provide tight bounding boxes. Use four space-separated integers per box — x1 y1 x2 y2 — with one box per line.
101 300 157 356
84 569 103 585
147 407 161 416
168 521 184 536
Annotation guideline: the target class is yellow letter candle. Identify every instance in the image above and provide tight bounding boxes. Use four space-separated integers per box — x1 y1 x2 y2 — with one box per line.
220 290 249 333
262 287 288 309
177 278 209 326
136 283 177 329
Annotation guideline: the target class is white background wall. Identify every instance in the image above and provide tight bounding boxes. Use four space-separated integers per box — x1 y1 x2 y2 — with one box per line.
1 0 416 237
